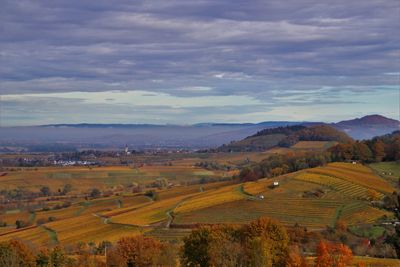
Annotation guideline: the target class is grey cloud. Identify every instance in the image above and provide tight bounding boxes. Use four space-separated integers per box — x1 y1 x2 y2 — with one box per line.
0 0 399 124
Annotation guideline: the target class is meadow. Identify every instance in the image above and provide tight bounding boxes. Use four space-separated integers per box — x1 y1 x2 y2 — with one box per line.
370 161 400 186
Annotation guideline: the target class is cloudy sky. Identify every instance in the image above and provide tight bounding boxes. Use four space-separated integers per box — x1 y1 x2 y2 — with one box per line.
1 0 399 126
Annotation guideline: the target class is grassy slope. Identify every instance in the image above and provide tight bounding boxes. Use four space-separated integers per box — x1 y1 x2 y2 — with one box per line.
369 161 400 186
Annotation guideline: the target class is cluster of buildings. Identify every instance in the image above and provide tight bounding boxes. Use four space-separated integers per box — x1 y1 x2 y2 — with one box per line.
53 160 96 166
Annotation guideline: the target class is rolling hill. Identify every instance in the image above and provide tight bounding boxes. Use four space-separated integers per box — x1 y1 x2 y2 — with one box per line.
216 125 353 152
333 114 400 140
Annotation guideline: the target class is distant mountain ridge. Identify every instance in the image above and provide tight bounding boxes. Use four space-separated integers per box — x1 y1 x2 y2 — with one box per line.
42 121 308 128
1 115 398 151
332 114 399 140
334 114 398 126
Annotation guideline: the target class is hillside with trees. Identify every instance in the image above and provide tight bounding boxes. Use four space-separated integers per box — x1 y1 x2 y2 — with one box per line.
239 130 399 182
217 125 353 152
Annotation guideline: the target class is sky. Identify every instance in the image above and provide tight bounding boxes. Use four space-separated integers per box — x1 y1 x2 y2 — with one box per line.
0 0 399 126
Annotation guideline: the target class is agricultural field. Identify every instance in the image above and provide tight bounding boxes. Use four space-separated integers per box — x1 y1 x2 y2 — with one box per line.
307 162 395 194
305 256 400 267
0 161 397 251
0 164 227 193
173 163 395 229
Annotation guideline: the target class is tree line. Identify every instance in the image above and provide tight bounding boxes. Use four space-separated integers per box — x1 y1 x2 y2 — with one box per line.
239 131 400 181
0 217 363 267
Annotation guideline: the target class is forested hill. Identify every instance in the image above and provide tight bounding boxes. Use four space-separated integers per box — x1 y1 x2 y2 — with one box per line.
216 125 353 152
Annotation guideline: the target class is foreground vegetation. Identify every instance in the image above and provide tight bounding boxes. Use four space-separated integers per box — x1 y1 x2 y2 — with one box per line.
1 217 398 266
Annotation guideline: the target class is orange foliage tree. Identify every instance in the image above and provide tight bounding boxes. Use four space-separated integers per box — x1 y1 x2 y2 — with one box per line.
315 240 353 267
112 235 162 266
286 246 308 267
181 217 289 267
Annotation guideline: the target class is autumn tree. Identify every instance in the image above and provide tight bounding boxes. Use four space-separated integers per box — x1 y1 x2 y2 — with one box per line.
286 246 308 267
335 220 348 232
113 235 162 266
181 218 290 267
315 241 333 267
353 142 373 162
50 246 66 267
9 240 36 267
243 217 289 267
372 139 385 162
181 224 246 267
315 240 353 267
36 248 50 267
76 252 106 267
180 226 213 267
0 242 18 267
208 225 246 267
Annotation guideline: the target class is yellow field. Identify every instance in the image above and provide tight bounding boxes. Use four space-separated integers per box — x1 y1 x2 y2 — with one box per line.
47 214 141 245
174 184 245 213
308 163 395 194
339 202 392 225
0 209 31 225
0 164 227 192
178 177 343 228
0 226 50 247
306 256 400 267
294 173 383 200
351 256 400 267
109 194 199 226
174 163 394 228
34 205 83 223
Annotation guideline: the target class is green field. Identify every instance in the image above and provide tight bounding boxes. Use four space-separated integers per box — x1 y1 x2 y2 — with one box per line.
370 161 400 186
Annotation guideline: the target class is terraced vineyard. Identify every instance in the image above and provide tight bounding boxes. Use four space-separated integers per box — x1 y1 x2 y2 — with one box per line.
0 226 51 246
174 197 343 228
172 163 395 229
174 184 245 213
46 214 142 245
339 202 392 225
0 162 396 247
294 173 383 200
308 162 394 194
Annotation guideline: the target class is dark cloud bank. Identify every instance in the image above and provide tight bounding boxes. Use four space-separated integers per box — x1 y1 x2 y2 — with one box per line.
1 0 399 125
